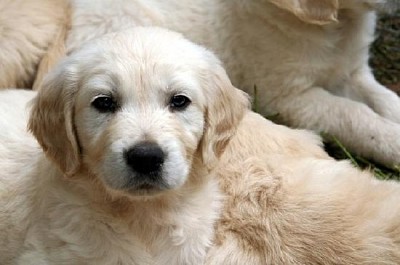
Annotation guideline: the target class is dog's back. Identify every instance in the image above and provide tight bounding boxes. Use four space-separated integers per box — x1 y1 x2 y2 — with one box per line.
208 112 400 264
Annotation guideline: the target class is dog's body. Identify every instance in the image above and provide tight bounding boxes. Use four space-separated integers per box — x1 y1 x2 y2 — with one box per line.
210 112 400 264
1 0 400 166
1 28 400 264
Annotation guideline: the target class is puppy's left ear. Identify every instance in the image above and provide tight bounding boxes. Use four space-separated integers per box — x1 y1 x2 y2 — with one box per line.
200 64 250 168
270 0 339 25
29 61 80 177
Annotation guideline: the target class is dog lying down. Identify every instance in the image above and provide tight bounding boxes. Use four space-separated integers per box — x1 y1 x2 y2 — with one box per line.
2 0 400 167
1 27 400 264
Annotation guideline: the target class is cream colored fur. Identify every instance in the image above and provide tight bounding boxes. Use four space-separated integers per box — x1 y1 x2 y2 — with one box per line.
1 0 399 166
1 27 400 264
208 112 400 264
0 28 247 265
66 0 400 167
0 0 69 89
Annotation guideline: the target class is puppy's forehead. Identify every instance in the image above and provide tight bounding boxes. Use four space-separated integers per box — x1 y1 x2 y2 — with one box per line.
78 28 214 96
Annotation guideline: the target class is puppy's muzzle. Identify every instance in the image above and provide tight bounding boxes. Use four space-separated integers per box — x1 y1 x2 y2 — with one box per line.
125 141 165 177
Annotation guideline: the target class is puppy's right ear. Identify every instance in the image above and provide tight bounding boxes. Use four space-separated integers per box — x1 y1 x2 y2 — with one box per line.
200 63 250 169
270 0 339 25
29 61 80 177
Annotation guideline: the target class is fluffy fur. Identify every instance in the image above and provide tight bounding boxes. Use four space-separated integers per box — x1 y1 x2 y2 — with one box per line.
208 113 400 264
0 0 70 89
1 0 400 166
1 27 400 264
0 27 247 265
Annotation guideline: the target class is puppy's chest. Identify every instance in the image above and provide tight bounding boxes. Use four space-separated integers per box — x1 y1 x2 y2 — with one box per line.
315 16 374 87
27 208 211 265
130 211 214 264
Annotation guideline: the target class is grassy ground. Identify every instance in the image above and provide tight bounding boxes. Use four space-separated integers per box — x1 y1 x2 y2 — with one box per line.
325 10 400 180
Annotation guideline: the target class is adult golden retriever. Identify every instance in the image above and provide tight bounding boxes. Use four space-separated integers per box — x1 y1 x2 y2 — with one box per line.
1 0 400 166
1 27 400 264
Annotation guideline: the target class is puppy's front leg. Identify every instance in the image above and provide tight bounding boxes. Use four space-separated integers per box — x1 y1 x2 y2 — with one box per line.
269 86 400 167
346 66 400 124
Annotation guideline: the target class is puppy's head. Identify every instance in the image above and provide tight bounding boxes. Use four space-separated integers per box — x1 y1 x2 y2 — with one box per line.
29 27 248 198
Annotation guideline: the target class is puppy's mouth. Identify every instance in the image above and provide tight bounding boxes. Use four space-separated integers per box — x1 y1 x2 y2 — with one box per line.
124 176 169 197
126 185 165 198
136 183 157 190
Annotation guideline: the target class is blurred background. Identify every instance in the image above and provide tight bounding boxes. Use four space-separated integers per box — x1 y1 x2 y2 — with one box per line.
370 8 399 94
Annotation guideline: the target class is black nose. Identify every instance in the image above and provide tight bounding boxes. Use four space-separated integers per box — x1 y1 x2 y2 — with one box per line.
125 142 165 174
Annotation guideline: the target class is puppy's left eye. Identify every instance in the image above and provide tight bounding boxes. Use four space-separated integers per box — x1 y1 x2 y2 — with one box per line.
169 95 191 110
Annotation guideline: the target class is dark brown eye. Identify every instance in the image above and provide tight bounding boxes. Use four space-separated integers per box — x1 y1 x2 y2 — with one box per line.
170 95 191 110
91 96 117 113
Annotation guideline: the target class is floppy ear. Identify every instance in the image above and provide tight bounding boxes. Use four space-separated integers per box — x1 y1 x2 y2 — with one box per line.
270 0 339 25
29 62 80 177
200 65 250 168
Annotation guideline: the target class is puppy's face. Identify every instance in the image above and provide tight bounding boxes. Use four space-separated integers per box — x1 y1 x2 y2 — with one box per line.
74 52 206 196
29 28 248 198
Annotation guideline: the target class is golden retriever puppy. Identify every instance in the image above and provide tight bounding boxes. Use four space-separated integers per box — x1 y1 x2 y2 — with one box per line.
2 27 400 264
2 0 400 166
0 27 248 265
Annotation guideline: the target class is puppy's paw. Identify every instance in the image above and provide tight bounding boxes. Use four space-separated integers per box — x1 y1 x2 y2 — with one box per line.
349 120 400 167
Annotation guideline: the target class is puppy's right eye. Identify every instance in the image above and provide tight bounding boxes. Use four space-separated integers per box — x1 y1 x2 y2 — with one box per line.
169 95 191 111
91 96 117 113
